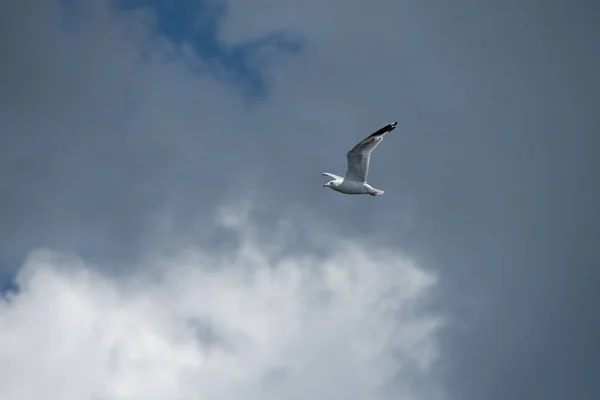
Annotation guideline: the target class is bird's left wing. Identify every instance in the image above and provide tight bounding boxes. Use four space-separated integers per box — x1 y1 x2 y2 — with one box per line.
344 121 397 182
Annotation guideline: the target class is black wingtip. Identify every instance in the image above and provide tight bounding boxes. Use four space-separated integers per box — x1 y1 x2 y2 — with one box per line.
367 121 398 138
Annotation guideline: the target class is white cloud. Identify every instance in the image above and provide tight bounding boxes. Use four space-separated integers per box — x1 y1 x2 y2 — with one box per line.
1 205 442 400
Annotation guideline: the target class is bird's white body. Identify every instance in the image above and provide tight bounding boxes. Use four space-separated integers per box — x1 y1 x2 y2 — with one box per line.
322 121 397 197
322 173 384 196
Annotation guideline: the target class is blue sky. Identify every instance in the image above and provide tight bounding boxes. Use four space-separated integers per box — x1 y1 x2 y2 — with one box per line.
60 0 303 98
116 0 303 98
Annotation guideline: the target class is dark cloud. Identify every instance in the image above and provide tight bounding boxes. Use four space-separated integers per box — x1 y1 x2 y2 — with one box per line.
1 0 599 399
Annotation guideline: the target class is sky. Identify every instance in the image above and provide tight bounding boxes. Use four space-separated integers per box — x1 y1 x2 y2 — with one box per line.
1 0 599 399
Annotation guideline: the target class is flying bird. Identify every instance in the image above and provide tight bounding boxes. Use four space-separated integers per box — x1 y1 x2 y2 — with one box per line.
322 121 397 196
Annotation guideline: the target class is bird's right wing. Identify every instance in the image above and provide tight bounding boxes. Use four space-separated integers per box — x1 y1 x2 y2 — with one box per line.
345 121 397 182
322 172 343 180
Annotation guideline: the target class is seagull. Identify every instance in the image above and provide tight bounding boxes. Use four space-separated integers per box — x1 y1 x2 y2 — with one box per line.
322 121 397 196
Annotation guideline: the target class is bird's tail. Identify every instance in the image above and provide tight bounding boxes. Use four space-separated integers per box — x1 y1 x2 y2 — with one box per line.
369 188 385 196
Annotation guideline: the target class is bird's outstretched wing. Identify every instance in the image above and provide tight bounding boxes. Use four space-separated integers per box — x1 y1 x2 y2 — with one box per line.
345 121 397 182
322 172 343 180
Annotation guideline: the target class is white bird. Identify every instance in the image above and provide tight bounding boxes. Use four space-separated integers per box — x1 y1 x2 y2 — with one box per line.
322 121 397 196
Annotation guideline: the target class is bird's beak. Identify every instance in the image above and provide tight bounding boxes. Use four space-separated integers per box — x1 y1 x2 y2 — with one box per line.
323 184 327 187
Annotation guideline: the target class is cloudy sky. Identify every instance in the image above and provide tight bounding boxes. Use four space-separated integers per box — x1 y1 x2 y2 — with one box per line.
1 0 599 399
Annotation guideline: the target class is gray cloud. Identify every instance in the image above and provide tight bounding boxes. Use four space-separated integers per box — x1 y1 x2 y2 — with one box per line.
1 0 599 400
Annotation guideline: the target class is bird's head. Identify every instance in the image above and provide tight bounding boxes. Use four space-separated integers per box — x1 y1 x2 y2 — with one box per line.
323 180 337 189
